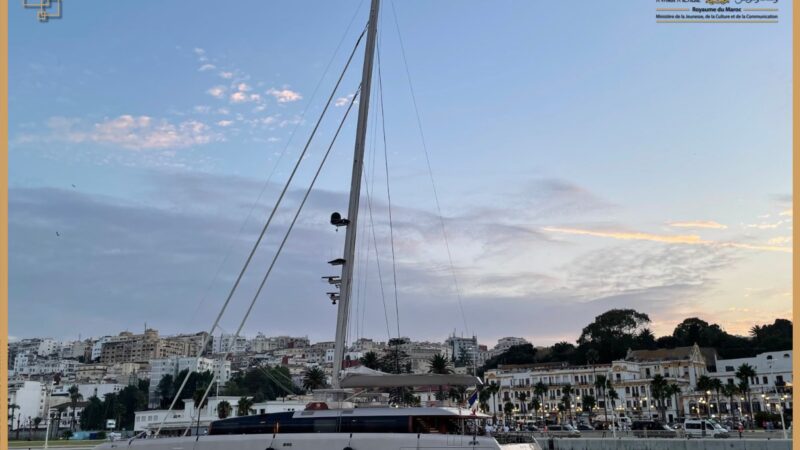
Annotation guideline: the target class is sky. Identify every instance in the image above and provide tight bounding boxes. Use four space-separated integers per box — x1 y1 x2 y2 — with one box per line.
8 1 793 347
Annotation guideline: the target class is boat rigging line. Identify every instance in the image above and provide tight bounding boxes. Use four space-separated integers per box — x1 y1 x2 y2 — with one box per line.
154 28 366 435
390 1 470 337
376 41 401 341
175 86 362 437
186 0 367 329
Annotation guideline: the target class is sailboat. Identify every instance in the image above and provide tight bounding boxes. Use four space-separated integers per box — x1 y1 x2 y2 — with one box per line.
96 1 538 449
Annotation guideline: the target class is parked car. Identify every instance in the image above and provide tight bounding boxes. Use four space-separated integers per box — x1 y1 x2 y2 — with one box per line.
546 424 581 437
631 420 677 438
683 419 729 438
576 424 594 431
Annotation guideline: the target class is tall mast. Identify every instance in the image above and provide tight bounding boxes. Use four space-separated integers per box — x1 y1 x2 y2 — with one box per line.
332 0 380 389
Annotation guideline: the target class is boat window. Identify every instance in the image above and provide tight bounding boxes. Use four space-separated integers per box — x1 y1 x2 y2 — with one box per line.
411 416 463 434
340 416 409 433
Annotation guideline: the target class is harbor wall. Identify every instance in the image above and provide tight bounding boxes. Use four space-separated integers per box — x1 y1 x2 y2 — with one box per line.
543 438 792 450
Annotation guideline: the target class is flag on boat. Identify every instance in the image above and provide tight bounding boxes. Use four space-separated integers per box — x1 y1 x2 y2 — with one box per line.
467 391 479 413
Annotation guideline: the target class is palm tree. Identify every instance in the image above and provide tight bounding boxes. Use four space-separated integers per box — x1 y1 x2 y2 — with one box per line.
67 385 82 431
582 395 596 422
359 351 380 370
533 382 548 421
487 383 500 421
530 398 541 419
217 400 232 419
667 384 682 421
302 366 328 392
33 416 42 432
709 378 723 418
650 375 669 422
478 388 491 414
735 363 756 424
594 375 608 424
503 401 515 420
608 388 619 428
518 392 528 417
721 383 739 420
561 383 574 425
696 375 713 418
428 352 452 402
236 396 254 417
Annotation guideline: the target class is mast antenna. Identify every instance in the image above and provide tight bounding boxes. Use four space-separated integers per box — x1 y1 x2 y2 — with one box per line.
331 0 380 389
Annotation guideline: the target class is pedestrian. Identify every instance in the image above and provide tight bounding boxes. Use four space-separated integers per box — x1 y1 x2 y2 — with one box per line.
738 422 744 438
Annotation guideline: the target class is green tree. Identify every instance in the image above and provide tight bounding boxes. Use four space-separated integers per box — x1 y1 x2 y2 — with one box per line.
428 352 452 401
721 383 739 419
608 388 619 427
237 396 254 416
217 400 232 419
486 383 500 420
117 384 148 430
696 375 713 418
582 395 596 421
518 392 528 416
359 351 380 370
709 378 723 418
156 374 174 409
650 375 669 422
577 309 651 363
503 401 515 419
666 384 682 420
736 364 756 421
302 366 328 391
533 382 548 420
33 416 42 432
67 385 83 431
78 396 104 431
594 375 609 423
478 388 491 413
561 383 574 424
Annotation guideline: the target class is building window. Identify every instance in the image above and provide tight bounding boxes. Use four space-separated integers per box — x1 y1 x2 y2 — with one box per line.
645 368 651 377
763 376 768 384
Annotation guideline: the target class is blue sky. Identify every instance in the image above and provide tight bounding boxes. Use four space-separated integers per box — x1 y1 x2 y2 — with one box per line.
8 1 793 346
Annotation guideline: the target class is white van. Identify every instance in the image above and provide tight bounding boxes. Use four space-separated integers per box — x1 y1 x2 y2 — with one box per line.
683 419 729 438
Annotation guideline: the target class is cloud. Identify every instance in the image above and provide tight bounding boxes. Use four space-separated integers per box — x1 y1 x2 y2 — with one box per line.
39 115 219 150
207 86 226 98
217 120 234 127
668 221 727 230
198 64 217 72
779 208 792 217
767 236 792 245
267 88 302 103
745 220 784 230
237 83 251 92
219 71 234 79
335 94 355 107
193 48 206 55
543 226 791 253
193 105 211 114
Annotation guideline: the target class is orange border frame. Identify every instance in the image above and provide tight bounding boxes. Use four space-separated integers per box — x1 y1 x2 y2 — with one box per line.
1 0 9 446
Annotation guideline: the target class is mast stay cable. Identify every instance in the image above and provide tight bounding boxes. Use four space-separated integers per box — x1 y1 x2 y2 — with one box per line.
390 1 470 336
376 42 401 340
181 87 362 437
154 29 366 436
186 0 366 328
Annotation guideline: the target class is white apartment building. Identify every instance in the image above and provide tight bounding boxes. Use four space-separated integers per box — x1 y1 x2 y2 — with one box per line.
52 382 125 400
148 356 232 407
486 345 710 423
8 380 46 430
212 334 248 354
707 350 793 414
